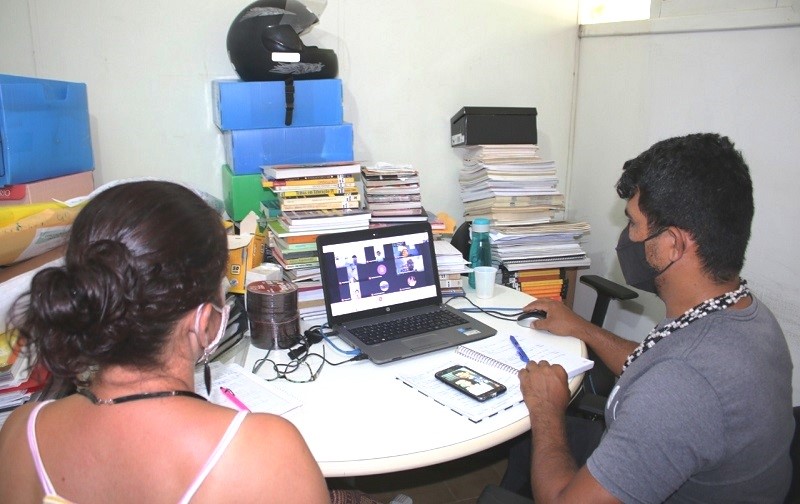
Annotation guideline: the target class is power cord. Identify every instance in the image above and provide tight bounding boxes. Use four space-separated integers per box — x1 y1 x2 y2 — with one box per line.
252 325 366 383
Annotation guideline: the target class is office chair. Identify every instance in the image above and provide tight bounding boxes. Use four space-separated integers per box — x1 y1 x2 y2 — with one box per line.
568 274 638 419
787 405 800 504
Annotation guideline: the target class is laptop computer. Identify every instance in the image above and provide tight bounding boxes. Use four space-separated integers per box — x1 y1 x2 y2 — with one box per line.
316 222 497 364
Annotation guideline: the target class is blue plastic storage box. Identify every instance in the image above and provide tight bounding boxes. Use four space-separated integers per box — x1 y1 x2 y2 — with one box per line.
213 79 343 131
224 123 354 175
0 74 94 186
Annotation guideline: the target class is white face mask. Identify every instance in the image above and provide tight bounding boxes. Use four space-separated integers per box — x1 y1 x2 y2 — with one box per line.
194 303 231 363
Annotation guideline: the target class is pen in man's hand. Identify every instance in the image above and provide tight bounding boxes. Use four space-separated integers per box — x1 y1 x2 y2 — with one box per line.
220 386 251 412
509 335 530 364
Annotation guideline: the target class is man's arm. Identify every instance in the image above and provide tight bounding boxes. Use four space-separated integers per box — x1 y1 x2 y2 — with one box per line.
520 362 621 504
522 299 638 376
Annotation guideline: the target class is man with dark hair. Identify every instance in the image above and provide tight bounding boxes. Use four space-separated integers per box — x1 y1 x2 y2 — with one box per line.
502 133 794 503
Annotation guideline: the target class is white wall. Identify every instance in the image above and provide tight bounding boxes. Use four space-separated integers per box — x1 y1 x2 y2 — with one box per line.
570 24 800 404
0 0 580 222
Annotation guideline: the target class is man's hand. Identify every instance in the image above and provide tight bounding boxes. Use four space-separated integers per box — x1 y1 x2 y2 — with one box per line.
519 360 570 418
522 299 638 377
522 299 594 337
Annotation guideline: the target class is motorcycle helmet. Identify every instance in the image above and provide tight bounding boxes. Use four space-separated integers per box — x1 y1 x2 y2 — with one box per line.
227 0 338 81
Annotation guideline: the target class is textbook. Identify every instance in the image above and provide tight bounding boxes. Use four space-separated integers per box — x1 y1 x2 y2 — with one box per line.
397 336 593 422
262 161 361 180
194 362 301 415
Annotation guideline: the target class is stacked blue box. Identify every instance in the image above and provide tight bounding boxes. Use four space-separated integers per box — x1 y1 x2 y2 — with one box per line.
214 78 355 219
223 124 354 175
0 74 94 186
213 79 344 130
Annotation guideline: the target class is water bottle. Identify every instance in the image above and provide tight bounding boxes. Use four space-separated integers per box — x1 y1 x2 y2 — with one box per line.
468 218 492 288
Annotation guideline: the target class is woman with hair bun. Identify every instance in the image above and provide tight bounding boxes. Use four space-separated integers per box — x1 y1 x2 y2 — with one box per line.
0 181 329 503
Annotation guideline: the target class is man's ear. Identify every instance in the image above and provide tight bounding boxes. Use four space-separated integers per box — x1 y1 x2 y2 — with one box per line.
665 226 693 261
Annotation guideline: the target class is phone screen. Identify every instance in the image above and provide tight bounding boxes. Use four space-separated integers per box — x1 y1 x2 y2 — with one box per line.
435 365 507 402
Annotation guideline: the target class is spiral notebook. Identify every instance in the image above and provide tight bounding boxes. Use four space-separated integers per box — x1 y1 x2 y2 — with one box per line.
397 335 594 422
455 336 595 380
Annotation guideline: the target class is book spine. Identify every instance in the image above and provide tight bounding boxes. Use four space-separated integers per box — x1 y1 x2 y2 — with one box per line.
278 187 359 198
280 198 362 212
263 176 356 188
437 279 464 288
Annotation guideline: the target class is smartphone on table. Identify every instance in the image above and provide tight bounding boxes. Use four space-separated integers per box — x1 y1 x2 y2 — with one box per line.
434 365 507 402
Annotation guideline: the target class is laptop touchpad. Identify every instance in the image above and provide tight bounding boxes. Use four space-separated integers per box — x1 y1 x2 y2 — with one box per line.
405 334 443 350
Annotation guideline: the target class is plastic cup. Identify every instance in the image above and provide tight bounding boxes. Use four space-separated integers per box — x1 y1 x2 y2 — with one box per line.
474 266 498 299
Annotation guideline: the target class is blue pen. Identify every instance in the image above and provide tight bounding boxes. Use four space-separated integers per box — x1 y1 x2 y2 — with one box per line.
509 335 530 364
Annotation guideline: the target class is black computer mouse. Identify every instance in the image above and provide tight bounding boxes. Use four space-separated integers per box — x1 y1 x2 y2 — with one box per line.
518 310 547 321
517 310 547 328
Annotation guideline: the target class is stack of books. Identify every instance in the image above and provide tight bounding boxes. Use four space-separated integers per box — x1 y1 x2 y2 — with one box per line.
362 163 426 223
455 144 590 295
266 209 371 319
261 161 371 319
262 161 363 212
500 267 567 301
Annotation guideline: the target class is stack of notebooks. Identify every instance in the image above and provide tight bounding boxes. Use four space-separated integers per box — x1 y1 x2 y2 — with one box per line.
456 145 590 292
362 163 426 223
433 240 471 297
262 161 371 319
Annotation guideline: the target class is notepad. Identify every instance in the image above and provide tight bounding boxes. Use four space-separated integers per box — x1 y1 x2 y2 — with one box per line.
194 362 302 416
396 336 593 423
455 336 594 380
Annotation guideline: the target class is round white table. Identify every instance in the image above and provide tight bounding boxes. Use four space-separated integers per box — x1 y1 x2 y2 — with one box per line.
242 285 587 477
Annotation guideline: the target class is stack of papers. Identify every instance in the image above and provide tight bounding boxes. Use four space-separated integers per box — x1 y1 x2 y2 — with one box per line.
434 240 470 275
459 145 560 204
433 240 469 297
454 145 591 293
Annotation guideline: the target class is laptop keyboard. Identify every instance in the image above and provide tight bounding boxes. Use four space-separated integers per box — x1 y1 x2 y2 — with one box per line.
349 310 470 345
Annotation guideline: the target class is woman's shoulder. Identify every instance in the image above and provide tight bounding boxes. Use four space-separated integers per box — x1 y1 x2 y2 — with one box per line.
235 411 308 451
212 411 329 502
0 400 42 448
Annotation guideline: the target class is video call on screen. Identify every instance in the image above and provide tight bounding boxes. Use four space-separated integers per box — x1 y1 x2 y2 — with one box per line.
320 233 437 308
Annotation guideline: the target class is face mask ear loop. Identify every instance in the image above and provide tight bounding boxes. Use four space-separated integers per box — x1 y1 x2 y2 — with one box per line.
192 304 212 395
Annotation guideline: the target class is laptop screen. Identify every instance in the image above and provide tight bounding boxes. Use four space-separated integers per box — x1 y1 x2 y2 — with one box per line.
318 227 440 318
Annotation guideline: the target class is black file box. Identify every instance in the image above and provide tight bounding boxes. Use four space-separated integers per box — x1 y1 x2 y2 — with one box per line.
450 106 537 147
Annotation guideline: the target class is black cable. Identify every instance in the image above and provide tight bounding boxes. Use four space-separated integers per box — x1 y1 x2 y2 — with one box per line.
251 326 367 382
444 295 526 321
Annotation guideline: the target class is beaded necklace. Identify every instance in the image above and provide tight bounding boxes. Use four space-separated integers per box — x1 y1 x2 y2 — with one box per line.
621 279 751 374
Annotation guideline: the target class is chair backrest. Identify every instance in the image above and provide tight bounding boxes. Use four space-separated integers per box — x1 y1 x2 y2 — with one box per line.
578 275 638 398
786 406 800 503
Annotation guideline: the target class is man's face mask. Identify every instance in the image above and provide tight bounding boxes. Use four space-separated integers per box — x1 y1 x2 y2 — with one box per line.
615 223 673 293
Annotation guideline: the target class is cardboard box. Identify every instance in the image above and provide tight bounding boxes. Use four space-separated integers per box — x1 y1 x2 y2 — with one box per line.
0 171 94 206
450 107 537 147
213 79 344 131
0 74 94 186
226 213 267 294
222 164 277 221
224 123 354 175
